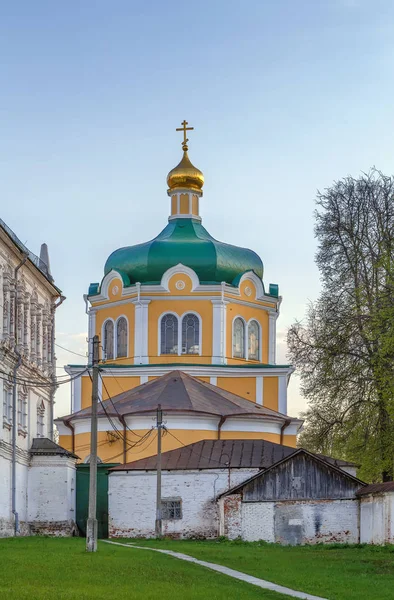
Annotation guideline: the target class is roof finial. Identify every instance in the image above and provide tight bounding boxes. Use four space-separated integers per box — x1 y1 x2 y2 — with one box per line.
176 120 194 152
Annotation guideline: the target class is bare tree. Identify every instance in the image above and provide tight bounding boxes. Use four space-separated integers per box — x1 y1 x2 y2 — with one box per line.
288 169 394 482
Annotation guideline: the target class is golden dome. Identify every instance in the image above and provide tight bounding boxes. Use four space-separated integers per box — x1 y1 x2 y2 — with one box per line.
167 150 204 193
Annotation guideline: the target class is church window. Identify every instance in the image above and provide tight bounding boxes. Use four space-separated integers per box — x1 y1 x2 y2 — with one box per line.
116 317 128 358
3 383 12 427
161 498 182 520
17 386 28 433
233 318 245 358
248 320 260 361
103 320 114 360
37 400 45 438
181 313 200 354
160 314 178 354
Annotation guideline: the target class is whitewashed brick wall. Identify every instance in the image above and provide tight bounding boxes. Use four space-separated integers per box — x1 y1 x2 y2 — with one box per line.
360 493 394 544
222 496 359 544
27 455 77 535
109 468 258 539
242 502 275 542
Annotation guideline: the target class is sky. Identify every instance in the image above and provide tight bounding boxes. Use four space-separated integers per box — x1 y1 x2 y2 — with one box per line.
1 0 393 418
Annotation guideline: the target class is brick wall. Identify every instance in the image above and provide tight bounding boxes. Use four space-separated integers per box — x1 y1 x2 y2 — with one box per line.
109 468 258 539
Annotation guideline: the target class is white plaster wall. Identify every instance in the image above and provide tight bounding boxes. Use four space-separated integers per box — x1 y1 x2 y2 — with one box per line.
241 502 275 542
360 493 394 545
223 498 359 545
28 455 76 525
0 452 30 536
109 468 257 539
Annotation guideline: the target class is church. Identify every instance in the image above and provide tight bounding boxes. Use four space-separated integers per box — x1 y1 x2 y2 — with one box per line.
56 122 302 463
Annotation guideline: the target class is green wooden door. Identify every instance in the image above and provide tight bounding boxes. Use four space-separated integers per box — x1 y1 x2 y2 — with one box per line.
76 464 119 539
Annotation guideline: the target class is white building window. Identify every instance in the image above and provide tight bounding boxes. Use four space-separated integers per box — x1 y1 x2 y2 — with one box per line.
181 313 199 354
248 320 260 361
17 387 28 434
116 317 128 358
37 400 45 438
3 383 12 427
233 318 245 358
103 320 114 360
160 314 178 355
161 498 182 520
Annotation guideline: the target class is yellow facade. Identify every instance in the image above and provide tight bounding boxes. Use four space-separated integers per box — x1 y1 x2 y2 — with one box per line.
58 133 300 464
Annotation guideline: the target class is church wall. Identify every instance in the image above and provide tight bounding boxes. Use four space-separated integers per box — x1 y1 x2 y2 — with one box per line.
95 302 135 362
226 303 270 364
147 299 213 362
101 376 141 400
81 375 92 409
108 468 258 539
217 377 256 402
263 377 279 411
220 431 282 444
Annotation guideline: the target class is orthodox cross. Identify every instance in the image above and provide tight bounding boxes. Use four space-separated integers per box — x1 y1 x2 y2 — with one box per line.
176 120 194 151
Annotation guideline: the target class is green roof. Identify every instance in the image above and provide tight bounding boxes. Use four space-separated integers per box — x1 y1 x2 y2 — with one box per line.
103 218 264 286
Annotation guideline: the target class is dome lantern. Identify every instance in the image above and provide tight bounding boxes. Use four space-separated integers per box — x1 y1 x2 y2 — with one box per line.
167 121 204 220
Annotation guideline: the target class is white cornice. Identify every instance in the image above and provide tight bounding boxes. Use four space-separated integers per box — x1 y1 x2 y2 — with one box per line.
64 363 294 378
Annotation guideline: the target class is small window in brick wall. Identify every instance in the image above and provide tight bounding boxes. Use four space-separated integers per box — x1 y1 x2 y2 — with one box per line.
161 498 182 520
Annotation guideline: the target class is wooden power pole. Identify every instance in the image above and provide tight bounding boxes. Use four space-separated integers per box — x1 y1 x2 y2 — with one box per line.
155 404 163 538
86 334 100 552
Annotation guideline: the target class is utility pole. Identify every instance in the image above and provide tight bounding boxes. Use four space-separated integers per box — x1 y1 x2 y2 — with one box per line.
86 334 100 552
155 404 163 538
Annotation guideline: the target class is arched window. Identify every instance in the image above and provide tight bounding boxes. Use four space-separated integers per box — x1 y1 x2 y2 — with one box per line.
160 314 178 354
103 320 114 359
248 320 260 361
37 400 45 438
233 318 245 358
116 317 128 358
181 313 199 354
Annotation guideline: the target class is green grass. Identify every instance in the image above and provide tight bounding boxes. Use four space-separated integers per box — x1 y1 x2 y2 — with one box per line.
0 537 289 600
125 538 394 600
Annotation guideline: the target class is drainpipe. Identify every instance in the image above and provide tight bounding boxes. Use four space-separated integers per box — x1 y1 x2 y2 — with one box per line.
217 416 227 440
49 295 66 441
280 419 291 445
11 254 28 536
118 415 127 464
64 421 75 454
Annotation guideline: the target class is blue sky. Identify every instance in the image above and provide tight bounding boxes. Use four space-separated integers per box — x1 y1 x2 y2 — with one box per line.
1 0 393 417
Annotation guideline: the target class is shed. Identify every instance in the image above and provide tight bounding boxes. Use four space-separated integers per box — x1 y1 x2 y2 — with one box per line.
218 449 365 545
108 439 359 540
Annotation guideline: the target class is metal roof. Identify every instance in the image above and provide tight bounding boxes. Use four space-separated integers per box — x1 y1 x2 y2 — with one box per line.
356 481 394 496
110 438 354 472
30 437 79 459
60 370 295 423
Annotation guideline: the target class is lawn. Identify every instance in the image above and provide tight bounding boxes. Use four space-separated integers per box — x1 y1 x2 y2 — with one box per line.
0 537 289 600
129 538 394 600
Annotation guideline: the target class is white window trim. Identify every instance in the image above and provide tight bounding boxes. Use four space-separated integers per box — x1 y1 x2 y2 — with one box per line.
247 318 262 362
232 316 247 359
102 318 115 360
114 314 129 359
232 316 262 361
37 399 45 438
158 311 202 357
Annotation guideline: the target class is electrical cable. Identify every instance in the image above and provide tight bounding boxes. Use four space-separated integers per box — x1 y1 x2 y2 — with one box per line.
99 372 143 438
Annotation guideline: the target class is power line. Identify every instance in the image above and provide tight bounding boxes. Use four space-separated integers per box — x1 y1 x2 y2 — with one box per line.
54 342 87 358
99 372 143 438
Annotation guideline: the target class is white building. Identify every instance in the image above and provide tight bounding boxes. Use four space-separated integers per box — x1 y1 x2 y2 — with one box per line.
0 218 66 536
108 439 360 540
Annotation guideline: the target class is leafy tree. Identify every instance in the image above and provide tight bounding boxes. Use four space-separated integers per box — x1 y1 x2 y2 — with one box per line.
288 169 394 482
